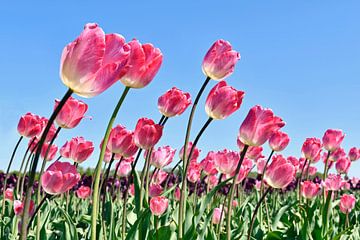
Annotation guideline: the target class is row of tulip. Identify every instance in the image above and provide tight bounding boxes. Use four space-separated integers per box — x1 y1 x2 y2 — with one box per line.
0 23 359 239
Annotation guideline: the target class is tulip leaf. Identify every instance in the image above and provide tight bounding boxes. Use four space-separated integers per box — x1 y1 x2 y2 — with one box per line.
125 209 151 240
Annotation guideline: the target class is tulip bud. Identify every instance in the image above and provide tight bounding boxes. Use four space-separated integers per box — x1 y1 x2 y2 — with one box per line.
149 196 169 216
55 97 88 129
41 143 58 161
134 118 163 150
60 137 94 163
76 186 91 199
150 146 176 169
322 129 345 152
301 138 322 161
17 113 42 138
335 157 351 174
339 194 356 214
108 125 138 158
158 87 191 117
348 147 360 161
264 155 295 189
269 131 290 152
301 181 321 199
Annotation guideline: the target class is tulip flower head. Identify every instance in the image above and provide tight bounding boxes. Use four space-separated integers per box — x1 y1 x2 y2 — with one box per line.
134 118 163 150
214 149 240 175
200 152 218 175
61 23 131 97
323 174 342 191
116 160 132 177
76 186 91 199
322 129 345 152
269 131 290 152
60 137 94 163
212 207 223 224
158 87 191 117
335 157 351 174
17 113 42 138
150 196 169 216
264 155 295 189
55 97 88 129
150 146 176 169
108 125 138 158
14 200 35 217
301 181 321 199
301 138 322 161
339 194 356 214
348 147 360 161
41 142 58 161
5 188 14 201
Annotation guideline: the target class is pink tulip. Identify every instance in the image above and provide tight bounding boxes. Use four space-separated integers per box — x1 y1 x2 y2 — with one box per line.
5 188 14 201
264 155 295 189
61 23 131 98
41 143 58 161
187 162 201 183
41 161 81 195
301 181 321 199
339 194 356 214
246 146 263 160
255 180 262 191
287 156 300 172
152 170 168 185
214 149 239 175
212 207 223 224
308 166 317 176
134 118 163 150
200 152 218 175
351 177 359 187
129 184 135 196
17 113 42 138
335 157 351 174
269 131 290 152
323 174 342 191
120 39 163 88
174 187 181 201
150 146 176 169
179 142 201 163
76 186 91 199
205 81 245 120
239 105 285 147
329 147 346 162
348 147 360 161
149 184 163 197
55 97 88 129
301 138 322 161
233 158 253 184
205 175 218 189
149 196 169 216
60 137 94 163
116 161 132 177
256 157 267 174
202 39 240 80
38 117 57 143
108 125 138 158
14 200 35 216
158 87 191 117
322 129 345 152
340 181 351 190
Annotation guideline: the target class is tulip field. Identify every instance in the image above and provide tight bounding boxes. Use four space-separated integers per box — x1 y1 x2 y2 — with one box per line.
1 23 360 240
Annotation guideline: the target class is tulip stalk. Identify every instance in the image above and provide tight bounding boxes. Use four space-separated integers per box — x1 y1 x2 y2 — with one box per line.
16 138 36 195
20 88 73 240
226 144 249 240
90 86 130 240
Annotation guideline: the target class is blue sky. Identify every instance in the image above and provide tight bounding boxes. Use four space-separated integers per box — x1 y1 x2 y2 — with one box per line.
0 1 359 176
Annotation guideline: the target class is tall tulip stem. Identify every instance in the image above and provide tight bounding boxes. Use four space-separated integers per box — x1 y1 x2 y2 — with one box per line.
90 86 130 240
16 138 36 195
20 88 73 240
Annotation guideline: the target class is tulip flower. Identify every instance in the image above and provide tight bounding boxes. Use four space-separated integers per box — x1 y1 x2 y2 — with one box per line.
256 157 267 174
322 129 345 152
239 105 285 147
107 125 138 158
187 162 201 183
149 196 169 216
246 146 263 160
269 131 290 152
128 184 135 197
152 169 168 185
38 117 57 143
76 186 91 199
5 188 14 201
212 207 223 224
323 174 342 191
264 155 295 189
205 175 218 189
158 87 191 117
120 39 163 89
55 97 88 129
40 142 58 161
174 187 181 201
14 200 35 216
340 181 351 190
214 149 240 175
179 142 200 163
149 184 163 197
202 39 240 80
60 137 94 163
17 113 42 138
287 156 300 172
328 148 346 162
308 166 317 176
134 118 163 150
351 177 359 187
116 161 132 177
348 147 360 161
301 138 322 161
150 146 176 169
233 158 253 184
205 81 245 120
339 194 356 214
60 23 131 97
301 181 321 199
335 157 351 174
200 152 218 175
41 161 81 195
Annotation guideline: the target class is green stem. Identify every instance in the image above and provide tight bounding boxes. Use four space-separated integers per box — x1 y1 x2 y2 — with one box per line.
16 138 36 196
178 76 211 239
90 86 130 240
298 159 308 203
122 190 128 240
101 154 115 219
27 194 52 231
226 145 249 240
20 152 34 197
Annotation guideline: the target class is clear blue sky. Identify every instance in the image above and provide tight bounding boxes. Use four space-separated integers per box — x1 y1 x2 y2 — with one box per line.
0 1 359 176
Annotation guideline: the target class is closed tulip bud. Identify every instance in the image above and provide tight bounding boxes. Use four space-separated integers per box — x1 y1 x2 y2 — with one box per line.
239 105 285 147
329 148 346 162
301 138 322 161
301 181 321 199
158 87 191 117
150 196 169 216
55 97 88 129
212 207 223 224
149 184 163 197
200 152 218 175
76 186 91 199
179 142 201 163
14 200 35 217
134 118 163 150
335 157 351 174
60 137 94 163
61 23 131 98
205 81 245 120
308 166 317 176
150 146 176 169
17 113 42 138
116 161 132 177
339 194 356 214
322 129 345 152
323 174 342 191
202 39 240 80
41 143 58 161
153 169 168 185
187 162 201 183
246 146 263 160
41 161 81 195
269 131 290 152
351 177 359 187
348 147 360 161
264 155 295 189
5 188 14 201
108 125 138 158
214 149 240 175
120 39 163 88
